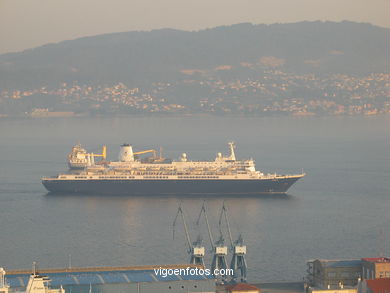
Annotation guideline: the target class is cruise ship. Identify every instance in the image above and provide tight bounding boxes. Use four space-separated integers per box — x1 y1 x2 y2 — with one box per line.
42 142 305 195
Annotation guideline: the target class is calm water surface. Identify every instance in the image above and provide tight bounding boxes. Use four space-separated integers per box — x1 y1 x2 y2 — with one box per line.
0 116 389 282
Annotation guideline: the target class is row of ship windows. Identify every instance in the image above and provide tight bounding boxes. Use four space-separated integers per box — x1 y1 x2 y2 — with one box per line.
98 176 135 179
72 176 137 179
178 176 219 179
69 175 221 179
144 176 219 179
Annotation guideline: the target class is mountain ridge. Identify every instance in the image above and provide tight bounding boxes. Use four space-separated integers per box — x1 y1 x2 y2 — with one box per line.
1 21 390 90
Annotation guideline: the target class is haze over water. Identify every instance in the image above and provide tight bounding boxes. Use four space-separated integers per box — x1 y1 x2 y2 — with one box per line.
0 116 389 282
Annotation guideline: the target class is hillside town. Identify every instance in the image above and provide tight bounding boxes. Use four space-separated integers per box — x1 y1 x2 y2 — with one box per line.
0 70 389 117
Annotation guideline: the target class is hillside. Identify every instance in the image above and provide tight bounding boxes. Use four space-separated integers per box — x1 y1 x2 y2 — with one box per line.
1 21 390 90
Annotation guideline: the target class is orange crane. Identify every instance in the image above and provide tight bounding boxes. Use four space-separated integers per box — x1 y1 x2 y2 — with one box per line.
91 145 107 160
133 149 157 158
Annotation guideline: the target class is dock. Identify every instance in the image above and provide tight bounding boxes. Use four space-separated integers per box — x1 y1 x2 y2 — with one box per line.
4 264 216 293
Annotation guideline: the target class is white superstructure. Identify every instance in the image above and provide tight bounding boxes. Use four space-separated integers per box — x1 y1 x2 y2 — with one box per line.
67 144 88 169
0 265 64 293
0 268 9 293
102 141 253 177
67 144 107 169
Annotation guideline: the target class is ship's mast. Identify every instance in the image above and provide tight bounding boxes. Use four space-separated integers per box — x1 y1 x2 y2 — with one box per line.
228 142 236 161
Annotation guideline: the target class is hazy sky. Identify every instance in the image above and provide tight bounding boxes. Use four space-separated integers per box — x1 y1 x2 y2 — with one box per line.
1 0 389 54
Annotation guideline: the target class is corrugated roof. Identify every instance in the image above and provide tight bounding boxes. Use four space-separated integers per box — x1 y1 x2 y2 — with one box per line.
319 259 362 268
362 257 390 263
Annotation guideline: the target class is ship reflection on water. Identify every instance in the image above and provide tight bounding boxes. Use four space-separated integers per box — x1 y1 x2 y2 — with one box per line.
44 191 294 199
41 190 299 280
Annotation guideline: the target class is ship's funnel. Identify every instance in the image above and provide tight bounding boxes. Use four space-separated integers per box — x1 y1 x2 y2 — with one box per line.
119 144 134 162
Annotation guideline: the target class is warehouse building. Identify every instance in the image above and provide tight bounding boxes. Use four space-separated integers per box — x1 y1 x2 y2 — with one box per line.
306 259 362 288
361 258 390 280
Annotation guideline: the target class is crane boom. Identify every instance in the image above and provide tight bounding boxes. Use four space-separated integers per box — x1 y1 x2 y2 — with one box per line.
173 204 192 252
196 202 215 249
90 145 107 160
173 203 205 266
196 202 228 282
133 149 156 157
219 202 234 248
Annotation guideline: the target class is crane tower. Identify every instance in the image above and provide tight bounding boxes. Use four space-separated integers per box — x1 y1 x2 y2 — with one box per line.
219 203 247 283
173 204 205 266
197 202 228 282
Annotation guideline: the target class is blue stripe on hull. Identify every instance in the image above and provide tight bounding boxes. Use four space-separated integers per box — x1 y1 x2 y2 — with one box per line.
42 178 301 195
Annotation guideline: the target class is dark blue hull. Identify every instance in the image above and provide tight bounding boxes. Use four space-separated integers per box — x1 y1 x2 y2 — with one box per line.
42 177 303 195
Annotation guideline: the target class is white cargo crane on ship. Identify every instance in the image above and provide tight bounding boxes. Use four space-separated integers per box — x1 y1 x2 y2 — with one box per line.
43 142 305 195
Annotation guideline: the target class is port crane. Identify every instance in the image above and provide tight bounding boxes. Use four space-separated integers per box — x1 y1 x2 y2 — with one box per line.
173 204 205 266
196 202 228 282
219 203 247 283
